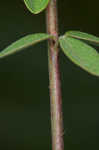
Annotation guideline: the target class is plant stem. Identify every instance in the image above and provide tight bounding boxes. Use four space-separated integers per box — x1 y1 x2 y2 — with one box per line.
46 1 64 150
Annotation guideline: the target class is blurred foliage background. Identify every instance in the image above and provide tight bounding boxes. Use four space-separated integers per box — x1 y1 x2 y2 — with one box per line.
0 0 99 149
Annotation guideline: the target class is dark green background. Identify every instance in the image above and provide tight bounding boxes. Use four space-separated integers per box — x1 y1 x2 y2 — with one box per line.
0 0 99 149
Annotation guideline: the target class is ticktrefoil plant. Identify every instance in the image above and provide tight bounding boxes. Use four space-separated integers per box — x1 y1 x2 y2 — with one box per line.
1 1 99 76
1 0 99 150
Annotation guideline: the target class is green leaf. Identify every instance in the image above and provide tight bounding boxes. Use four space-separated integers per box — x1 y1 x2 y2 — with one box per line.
66 31 99 46
24 0 50 14
0 33 52 58
59 36 99 76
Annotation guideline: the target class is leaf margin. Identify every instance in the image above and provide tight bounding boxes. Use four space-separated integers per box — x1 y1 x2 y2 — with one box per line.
59 35 99 76
0 33 53 58
66 30 99 46
24 0 50 14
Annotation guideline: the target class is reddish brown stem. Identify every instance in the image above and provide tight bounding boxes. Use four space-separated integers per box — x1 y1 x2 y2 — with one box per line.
46 1 64 150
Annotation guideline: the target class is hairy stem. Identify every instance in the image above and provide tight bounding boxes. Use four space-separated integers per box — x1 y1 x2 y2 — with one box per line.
46 1 64 150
